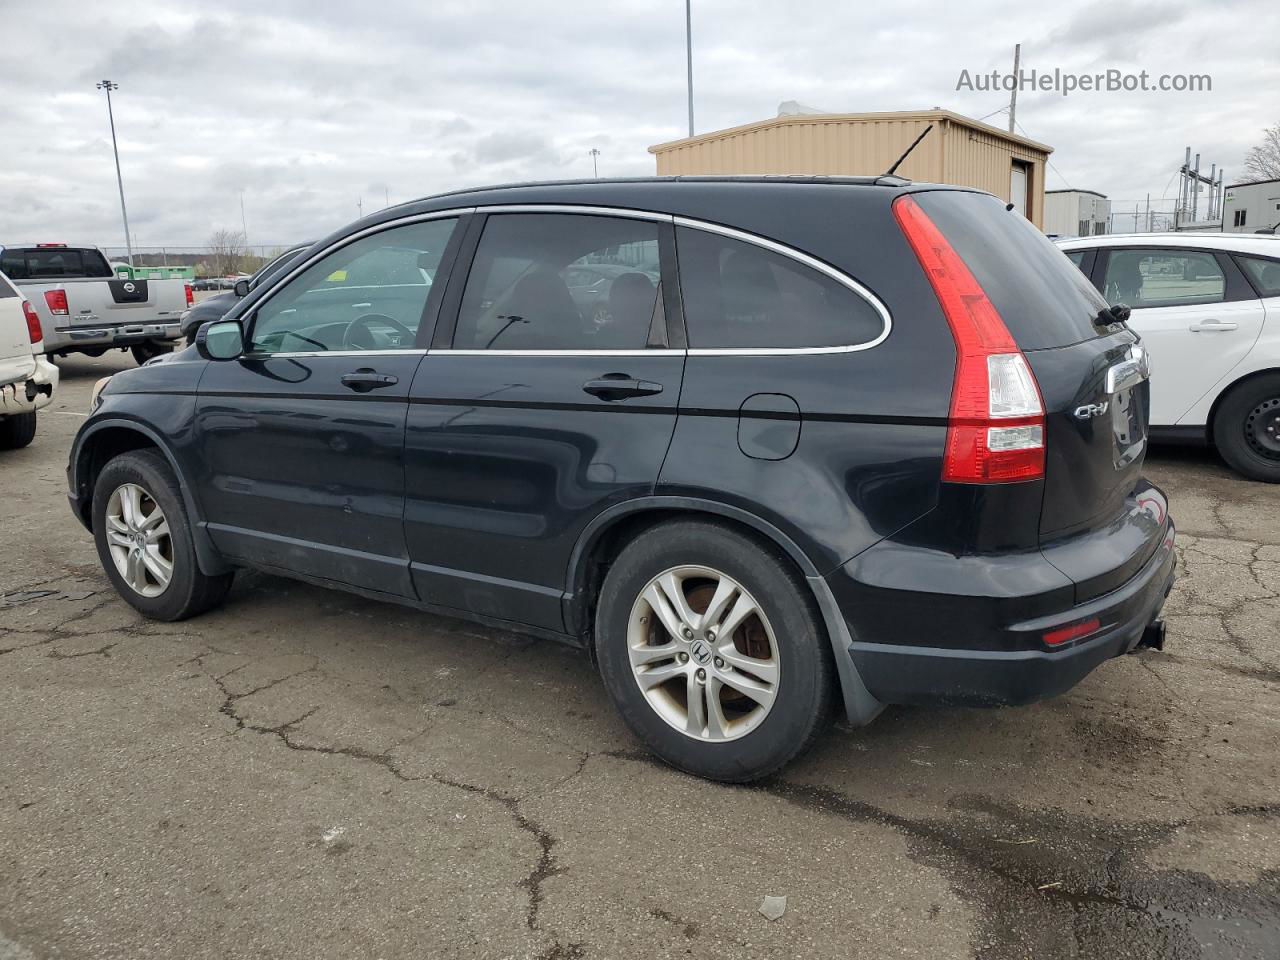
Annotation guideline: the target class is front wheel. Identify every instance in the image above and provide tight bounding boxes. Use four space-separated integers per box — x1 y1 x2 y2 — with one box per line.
1214 373 1280 482
595 521 834 782
93 449 234 620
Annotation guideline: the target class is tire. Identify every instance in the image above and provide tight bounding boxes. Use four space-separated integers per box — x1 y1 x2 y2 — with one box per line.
131 341 174 365
1213 373 1280 483
92 449 234 620
594 520 834 782
0 412 36 450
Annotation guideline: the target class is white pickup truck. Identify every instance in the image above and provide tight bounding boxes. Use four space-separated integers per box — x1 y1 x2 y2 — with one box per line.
0 270 57 449
0 243 190 364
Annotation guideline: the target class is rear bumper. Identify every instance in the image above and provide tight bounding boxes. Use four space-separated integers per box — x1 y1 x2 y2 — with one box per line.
0 355 58 415
42 321 182 353
829 506 1176 708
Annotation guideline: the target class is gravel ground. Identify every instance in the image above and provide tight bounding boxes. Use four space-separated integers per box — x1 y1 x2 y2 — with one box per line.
2 352 1278 960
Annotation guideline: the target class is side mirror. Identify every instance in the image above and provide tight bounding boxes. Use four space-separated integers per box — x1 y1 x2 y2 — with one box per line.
234 279 251 297
196 319 244 361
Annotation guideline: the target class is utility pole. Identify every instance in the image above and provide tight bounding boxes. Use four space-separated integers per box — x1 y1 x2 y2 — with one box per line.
357 197 364 218
685 0 695 137
1008 43 1021 134
384 187 390 208
96 79 134 268
589 148 601 178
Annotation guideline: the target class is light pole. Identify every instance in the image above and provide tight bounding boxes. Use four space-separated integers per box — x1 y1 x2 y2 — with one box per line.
96 80 134 268
589 148 601 178
685 0 694 137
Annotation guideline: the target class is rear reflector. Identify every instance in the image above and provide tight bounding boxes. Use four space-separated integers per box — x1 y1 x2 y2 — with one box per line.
184 283 194 307
43 289 69 315
1043 617 1101 647
22 301 42 344
892 195 1045 483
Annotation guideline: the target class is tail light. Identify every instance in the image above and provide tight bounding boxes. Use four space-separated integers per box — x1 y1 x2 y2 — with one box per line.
22 301 43 344
184 283 194 307
44 289 69 316
893 195 1045 483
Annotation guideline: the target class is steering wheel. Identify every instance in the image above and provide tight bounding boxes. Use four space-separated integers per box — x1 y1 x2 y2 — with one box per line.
344 313 414 350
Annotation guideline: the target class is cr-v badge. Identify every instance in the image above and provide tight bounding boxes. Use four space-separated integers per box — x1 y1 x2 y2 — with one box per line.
1074 401 1110 419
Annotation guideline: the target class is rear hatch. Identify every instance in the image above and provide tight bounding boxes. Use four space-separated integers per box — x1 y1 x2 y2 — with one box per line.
912 191 1160 597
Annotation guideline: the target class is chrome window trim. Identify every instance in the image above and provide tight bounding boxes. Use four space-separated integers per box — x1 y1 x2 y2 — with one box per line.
239 349 430 360
432 349 684 357
235 202 893 359
468 204 674 223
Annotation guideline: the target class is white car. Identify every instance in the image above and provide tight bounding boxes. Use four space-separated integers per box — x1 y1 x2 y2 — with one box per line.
0 270 58 449
1057 233 1280 482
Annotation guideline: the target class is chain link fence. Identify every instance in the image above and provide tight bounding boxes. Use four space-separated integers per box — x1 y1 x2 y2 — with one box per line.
99 244 300 280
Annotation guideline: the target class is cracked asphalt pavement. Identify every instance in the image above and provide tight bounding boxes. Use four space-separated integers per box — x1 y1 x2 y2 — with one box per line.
3 354 1278 959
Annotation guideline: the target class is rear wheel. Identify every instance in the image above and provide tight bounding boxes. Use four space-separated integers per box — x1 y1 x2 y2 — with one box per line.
93 449 234 620
595 521 833 782
1214 374 1280 483
131 341 174 365
0 412 36 450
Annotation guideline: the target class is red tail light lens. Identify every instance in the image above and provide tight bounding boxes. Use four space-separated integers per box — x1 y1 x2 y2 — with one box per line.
892 195 1045 483
22 301 43 344
184 283 194 307
1043 617 1101 647
43 289 69 316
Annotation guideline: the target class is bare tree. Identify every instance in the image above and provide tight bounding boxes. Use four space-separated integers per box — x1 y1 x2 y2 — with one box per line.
1243 123 1280 182
206 228 247 276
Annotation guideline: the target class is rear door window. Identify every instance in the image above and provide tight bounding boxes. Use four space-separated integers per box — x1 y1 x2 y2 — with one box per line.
1237 256 1280 297
1101 250 1225 308
912 191 1112 350
452 214 662 351
675 226 885 350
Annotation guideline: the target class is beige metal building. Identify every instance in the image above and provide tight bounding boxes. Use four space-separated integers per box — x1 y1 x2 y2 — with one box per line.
649 109 1053 228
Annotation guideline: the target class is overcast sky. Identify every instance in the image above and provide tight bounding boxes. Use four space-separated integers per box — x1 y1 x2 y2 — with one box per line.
2 0 1276 251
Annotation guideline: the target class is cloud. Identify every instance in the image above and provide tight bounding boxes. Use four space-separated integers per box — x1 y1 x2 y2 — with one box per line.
2 0 1277 250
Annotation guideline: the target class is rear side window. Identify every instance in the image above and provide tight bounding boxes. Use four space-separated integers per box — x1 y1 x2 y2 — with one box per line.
1238 256 1280 297
913 192 1111 350
0 247 113 280
453 214 661 351
1101 249 1225 308
1064 250 1087 269
676 227 884 350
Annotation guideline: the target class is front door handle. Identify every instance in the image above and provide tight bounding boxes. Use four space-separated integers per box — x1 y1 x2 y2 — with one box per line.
582 375 663 400
341 368 399 392
1189 318 1239 332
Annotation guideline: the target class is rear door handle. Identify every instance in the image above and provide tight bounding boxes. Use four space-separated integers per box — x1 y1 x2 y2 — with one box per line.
582 376 663 400
1189 318 1238 332
341 368 399 392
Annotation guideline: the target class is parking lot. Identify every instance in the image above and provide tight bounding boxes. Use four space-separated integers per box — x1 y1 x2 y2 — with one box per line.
2 354 1278 960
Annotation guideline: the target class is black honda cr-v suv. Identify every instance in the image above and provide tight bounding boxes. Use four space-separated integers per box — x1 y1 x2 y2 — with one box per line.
68 177 1175 781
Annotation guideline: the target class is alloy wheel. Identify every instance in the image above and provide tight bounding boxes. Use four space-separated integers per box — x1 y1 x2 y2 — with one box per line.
627 565 780 742
104 482 174 597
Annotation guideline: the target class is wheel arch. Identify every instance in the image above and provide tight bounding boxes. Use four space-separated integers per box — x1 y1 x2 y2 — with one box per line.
73 419 231 576
563 497 883 727
1207 366 1280 446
